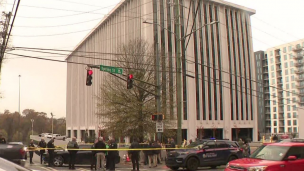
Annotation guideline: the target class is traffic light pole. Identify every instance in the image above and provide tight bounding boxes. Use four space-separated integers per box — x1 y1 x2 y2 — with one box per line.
155 41 162 142
174 0 183 146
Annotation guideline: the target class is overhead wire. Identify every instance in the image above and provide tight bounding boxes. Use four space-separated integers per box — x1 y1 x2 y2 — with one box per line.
5 51 302 110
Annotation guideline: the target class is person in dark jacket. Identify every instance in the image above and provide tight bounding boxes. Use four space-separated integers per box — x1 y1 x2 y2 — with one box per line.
155 141 162 164
38 138 46 164
67 137 79 170
129 138 140 171
95 137 106 170
107 138 118 170
147 141 156 168
28 140 35 164
0 134 6 144
90 138 98 170
47 139 55 167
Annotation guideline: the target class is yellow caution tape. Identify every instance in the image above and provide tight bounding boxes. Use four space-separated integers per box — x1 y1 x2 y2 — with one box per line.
26 147 192 152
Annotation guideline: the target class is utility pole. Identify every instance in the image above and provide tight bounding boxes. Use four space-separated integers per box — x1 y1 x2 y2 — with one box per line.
174 0 183 146
31 119 34 135
156 40 162 141
51 113 54 137
0 12 12 61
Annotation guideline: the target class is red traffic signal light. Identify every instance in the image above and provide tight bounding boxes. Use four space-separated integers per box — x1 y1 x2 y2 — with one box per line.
86 70 93 86
127 74 133 89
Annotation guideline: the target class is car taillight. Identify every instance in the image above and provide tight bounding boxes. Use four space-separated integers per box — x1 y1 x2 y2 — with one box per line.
20 149 25 157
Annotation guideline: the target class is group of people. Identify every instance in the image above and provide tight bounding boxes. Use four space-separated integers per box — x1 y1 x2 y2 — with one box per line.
238 138 251 157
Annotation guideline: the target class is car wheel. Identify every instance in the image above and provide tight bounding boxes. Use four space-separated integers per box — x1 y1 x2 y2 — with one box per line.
186 157 199 171
53 156 64 167
228 155 237 162
169 167 179 170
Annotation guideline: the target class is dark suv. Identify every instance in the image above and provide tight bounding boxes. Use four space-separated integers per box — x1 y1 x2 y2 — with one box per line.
165 139 243 171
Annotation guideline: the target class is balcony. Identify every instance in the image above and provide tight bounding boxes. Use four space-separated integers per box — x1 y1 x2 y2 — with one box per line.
298 101 304 104
263 69 269 73
278 110 284 114
294 54 303 60
265 111 271 114
266 124 271 127
293 45 303 51
264 77 269 80
264 84 269 87
263 63 268 67
276 67 282 71
295 69 304 74
277 81 283 85
298 92 304 96
277 74 283 78
277 95 284 99
276 60 281 64
295 62 303 67
265 103 270 107
297 77 304 81
297 84 304 89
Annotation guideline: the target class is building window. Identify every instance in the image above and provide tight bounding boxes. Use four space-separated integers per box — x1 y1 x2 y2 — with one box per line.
291 76 294 81
287 92 290 97
287 113 291 118
286 84 289 89
291 68 294 74
274 114 277 119
290 61 294 67
285 62 288 68
274 128 277 133
288 127 292 133
272 79 275 84
271 72 275 77
293 127 298 133
273 107 276 112
290 54 293 59
285 70 289 75
283 47 287 53
293 105 297 110
286 77 289 82
271 65 274 71
288 46 292 51
270 58 274 63
270 51 273 56
274 121 277 126
293 120 297 126
292 83 295 88
293 112 297 118
287 105 291 111
288 120 291 126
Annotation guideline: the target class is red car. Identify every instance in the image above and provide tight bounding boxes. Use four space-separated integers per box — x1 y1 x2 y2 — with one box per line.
225 142 304 171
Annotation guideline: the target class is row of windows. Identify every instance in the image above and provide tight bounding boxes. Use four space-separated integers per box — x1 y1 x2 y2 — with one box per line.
273 127 298 133
273 120 297 126
272 105 297 112
269 43 304 56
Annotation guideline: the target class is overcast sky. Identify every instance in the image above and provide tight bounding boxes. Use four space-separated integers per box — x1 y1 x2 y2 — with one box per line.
0 0 303 118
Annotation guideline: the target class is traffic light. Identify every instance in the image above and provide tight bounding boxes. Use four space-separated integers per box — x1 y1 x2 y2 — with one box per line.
86 70 93 86
151 114 164 121
127 74 133 89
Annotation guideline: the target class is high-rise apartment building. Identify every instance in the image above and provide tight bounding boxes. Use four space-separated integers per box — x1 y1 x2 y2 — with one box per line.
259 39 304 134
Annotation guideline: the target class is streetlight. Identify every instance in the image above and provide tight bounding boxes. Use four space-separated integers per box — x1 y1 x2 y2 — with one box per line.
50 113 55 137
18 75 21 140
144 13 218 145
30 119 34 135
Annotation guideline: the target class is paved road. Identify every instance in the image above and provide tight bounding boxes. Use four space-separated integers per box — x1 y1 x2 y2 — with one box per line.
25 152 225 171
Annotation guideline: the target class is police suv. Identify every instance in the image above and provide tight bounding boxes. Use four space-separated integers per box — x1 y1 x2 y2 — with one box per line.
165 139 243 171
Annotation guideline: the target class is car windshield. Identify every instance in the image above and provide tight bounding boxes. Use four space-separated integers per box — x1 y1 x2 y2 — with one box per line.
186 141 206 148
250 145 290 161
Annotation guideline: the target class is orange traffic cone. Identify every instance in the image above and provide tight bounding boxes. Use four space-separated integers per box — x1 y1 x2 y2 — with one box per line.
126 154 130 162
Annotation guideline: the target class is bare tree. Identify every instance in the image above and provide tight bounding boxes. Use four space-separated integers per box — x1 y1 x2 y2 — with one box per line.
96 39 175 141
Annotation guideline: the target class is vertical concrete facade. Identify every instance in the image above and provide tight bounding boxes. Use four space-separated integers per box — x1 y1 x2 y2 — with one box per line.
66 0 258 142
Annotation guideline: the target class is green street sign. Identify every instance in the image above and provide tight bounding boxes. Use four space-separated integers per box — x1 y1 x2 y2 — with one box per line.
100 65 123 75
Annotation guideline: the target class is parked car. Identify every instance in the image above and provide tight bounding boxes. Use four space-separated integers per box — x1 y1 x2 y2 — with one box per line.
0 157 35 171
166 139 243 170
8 142 28 160
43 144 120 167
225 142 304 171
0 143 26 166
279 138 304 143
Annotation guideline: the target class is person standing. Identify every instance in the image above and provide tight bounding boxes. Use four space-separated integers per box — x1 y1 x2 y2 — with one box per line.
95 137 106 171
28 140 35 164
155 141 162 164
0 134 6 144
47 138 55 167
129 138 140 171
107 138 118 171
38 139 47 164
67 137 79 170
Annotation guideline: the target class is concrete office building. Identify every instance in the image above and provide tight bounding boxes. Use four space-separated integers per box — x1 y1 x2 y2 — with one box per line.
66 0 258 141
261 39 304 134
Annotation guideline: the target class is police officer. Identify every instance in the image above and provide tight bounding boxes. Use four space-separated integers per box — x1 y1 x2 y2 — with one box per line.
107 138 118 170
0 134 6 144
129 138 140 171
67 137 79 170
28 140 35 164
38 139 47 164
47 138 55 167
